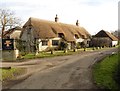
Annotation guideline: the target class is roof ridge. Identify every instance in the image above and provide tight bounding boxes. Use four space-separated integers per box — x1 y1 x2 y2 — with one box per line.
29 17 81 27
96 30 118 41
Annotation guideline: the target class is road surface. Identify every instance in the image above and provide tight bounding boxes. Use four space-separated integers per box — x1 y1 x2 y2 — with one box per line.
8 48 117 89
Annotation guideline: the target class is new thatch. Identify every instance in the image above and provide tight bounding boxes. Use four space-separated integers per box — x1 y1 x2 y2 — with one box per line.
21 17 91 42
95 30 118 41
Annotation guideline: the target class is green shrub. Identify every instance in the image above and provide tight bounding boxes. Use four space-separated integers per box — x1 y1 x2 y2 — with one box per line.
59 41 68 50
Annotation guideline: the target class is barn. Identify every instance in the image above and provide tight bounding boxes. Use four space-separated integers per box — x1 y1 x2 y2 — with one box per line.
91 30 118 47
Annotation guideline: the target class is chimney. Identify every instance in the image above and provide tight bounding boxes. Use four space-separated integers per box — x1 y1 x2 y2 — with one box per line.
55 14 58 22
76 20 79 26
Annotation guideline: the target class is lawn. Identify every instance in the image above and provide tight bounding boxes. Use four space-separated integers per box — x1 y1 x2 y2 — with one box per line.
21 47 117 60
0 68 26 82
22 50 82 59
22 47 116 59
93 53 120 90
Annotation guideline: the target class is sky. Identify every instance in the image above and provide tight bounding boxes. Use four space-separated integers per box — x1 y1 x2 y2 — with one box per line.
0 0 119 35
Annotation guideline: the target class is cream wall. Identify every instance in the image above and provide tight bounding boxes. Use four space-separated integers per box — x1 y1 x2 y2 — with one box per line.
38 37 61 51
75 38 84 43
112 41 118 46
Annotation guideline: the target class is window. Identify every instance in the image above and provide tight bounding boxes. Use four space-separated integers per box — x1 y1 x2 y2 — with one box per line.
52 40 59 46
6 36 10 39
81 35 85 39
42 40 48 46
27 27 32 34
75 34 79 39
87 41 89 44
58 33 64 38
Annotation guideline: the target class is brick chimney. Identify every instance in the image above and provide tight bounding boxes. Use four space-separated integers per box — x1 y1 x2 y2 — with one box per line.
76 20 79 26
55 14 58 22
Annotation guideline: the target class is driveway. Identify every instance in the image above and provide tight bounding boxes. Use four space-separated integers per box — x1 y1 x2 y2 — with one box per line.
2 48 118 89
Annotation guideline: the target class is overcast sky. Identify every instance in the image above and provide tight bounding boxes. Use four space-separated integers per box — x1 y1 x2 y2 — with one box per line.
0 0 119 35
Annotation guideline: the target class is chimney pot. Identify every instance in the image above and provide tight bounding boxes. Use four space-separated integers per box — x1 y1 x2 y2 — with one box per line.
76 20 79 26
55 14 58 22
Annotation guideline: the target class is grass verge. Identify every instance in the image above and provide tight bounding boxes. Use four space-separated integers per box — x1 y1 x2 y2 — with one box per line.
0 68 26 82
20 47 117 60
22 50 82 59
93 53 120 90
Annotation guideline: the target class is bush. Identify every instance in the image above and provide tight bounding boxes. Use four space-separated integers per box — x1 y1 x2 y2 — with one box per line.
76 42 81 49
59 41 68 50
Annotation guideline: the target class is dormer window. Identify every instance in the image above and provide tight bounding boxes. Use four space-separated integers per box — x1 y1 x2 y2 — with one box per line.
6 36 10 39
75 34 79 39
81 35 85 39
58 33 64 38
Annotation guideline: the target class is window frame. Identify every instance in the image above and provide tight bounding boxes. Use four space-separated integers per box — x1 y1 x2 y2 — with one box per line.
52 40 59 46
42 40 48 46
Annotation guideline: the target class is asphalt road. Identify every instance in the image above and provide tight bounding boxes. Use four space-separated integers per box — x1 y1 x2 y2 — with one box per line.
9 48 117 89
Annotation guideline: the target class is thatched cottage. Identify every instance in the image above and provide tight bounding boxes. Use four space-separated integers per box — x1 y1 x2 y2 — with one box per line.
20 15 91 52
91 30 118 47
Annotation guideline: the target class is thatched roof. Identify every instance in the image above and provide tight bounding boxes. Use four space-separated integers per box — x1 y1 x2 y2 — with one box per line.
95 30 118 41
21 17 91 41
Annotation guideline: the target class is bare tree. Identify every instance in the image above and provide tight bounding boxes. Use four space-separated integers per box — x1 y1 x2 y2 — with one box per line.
0 9 22 38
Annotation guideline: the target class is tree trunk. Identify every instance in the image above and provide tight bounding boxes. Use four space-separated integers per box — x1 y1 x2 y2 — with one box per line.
64 48 68 53
2 25 5 39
